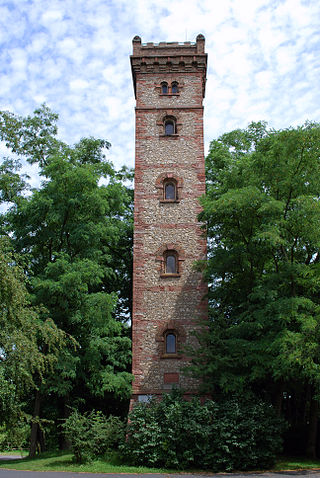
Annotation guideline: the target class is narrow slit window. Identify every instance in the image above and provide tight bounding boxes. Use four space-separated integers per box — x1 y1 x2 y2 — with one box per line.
165 182 176 200
171 82 178 93
165 120 175 135
166 333 177 354
166 254 176 274
161 82 168 94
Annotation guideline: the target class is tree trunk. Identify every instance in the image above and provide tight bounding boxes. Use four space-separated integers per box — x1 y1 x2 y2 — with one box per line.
59 394 72 450
306 393 319 458
39 427 45 453
29 390 41 458
274 381 284 417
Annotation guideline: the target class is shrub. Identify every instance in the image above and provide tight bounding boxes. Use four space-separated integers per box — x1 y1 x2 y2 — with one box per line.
123 390 213 468
208 397 284 471
0 421 29 451
62 410 124 463
123 390 284 471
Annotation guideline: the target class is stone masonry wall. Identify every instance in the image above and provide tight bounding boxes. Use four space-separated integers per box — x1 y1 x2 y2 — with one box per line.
131 36 208 402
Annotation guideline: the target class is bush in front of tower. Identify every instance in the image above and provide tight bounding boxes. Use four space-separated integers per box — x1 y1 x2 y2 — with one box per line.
123 390 284 471
62 410 125 463
123 390 212 469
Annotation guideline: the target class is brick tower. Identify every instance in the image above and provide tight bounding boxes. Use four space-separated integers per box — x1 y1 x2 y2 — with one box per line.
130 35 207 404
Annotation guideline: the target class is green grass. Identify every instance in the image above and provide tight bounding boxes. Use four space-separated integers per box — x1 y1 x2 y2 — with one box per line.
0 450 175 474
2 451 320 474
0 450 28 457
274 456 320 471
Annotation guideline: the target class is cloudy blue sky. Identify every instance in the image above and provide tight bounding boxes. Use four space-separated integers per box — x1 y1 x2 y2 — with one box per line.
1 0 319 175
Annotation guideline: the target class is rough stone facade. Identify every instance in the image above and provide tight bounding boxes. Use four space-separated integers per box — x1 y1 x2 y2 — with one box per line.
130 35 208 405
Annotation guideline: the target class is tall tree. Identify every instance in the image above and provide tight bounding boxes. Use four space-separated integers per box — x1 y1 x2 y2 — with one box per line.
0 105 133 452
189 121 320 457
0 237 66 431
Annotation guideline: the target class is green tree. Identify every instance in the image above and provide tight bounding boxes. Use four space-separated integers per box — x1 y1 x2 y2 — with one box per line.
0 237 66 430
190 121 320 457
0 105 133 453
0 158 27 203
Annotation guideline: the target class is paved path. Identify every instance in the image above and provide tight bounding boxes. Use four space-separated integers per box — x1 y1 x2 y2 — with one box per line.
2 471 320 478
1 470 320 478
1 460 320 478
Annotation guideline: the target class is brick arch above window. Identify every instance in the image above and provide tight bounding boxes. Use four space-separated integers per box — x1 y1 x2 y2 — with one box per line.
157 111 182 137
155 80 184 96
155 320 186 342
164 117 175 135
155 172 183 202
165 331 177 354
156 243 185 277
155 321 186 359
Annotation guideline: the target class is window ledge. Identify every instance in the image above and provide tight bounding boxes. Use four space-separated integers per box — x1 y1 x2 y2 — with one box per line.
160 199 180 204
159 134 179 139
161 353 181 359
159 93 180 97
160 273 180 278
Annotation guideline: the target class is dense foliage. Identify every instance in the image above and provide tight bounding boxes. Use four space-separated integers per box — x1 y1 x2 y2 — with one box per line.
0 238 66 425
0 105 133 454
124 391 283 471
62 410 124 463
2 105 320 463
189 121 320 457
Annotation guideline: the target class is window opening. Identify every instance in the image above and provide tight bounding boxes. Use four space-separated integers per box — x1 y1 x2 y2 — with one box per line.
165 120 175 135
166 333 177 354
171 82 178 93
138 394 153 403
161 82 168 94
164 182 176 200
166 253 177 274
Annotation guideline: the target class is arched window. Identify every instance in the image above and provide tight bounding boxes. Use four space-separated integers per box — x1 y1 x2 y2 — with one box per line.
157 245 183 278
164 181 176 200
156 174 182 203
171 82 178 93
165 119 175 135
165 251 177 274
165 332 177 354
161 82 168 94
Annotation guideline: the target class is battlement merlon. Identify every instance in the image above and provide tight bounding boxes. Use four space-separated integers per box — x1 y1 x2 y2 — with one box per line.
130 34 207 98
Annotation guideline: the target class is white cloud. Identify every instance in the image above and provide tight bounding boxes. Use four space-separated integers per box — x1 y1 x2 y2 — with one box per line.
41 9 64 23
0 0 319 173
69 79 89 90
28 33 49 54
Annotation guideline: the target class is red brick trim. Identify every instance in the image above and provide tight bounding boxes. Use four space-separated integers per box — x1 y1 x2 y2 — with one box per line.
155 243 186 259
155 244 185 276
155 321 186 359
155 172 183 201
155 320 187 343
155 79 184 96
164 373 179 384
156 111 182 136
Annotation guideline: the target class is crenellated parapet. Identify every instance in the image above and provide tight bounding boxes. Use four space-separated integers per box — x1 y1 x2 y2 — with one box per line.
131 34 207 98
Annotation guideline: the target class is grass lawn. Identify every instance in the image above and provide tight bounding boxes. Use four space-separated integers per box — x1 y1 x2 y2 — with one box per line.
0 450 175 474
1 451 320 474
0 450 27 456
274 456 320 471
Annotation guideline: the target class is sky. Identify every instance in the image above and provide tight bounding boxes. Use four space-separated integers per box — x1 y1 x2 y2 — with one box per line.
0 0 319 177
